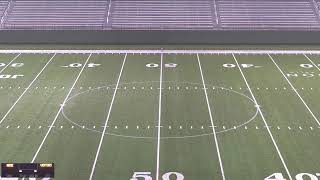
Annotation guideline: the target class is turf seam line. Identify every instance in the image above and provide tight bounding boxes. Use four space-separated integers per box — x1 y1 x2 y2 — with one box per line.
156 53 163 180
233 54 293 180
88 53 127 180
0 53 55 125
197 54 226 180
28 53 92 165
269 54 320 126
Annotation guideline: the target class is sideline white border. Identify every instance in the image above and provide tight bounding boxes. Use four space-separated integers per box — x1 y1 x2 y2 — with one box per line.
1 49 320 54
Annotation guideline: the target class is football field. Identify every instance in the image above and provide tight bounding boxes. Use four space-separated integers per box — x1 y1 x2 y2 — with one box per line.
0 49 320 180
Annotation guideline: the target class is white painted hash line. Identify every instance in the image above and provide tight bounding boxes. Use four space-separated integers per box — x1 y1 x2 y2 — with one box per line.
0 53 56 125
197 54 226 180
28 54 92 165
156 53 163 180
89 53 127 180
233 54 293 180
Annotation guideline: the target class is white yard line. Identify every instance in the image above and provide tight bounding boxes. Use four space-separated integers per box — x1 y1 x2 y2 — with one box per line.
233 54 293 180
2 49 320 55
197 54 225 180
268 54 320 126
0 53 21 73
0 53 56 125
30 53 92 163
156 54 163 180
303 54 320 72
88 54 127 180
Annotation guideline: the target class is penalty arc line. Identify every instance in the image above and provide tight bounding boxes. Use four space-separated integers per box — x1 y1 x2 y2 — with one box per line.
268 54 320 126
88 53 127 180
197 54 226 180
156 53 163 180
0 53 56 125
29 53 92 163
233 54 293 180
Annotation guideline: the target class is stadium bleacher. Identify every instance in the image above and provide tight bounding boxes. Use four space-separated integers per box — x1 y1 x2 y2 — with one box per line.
218 0 320 30
110 0 216 30
0 0 319 30
0 1 9 26
3 0 108 29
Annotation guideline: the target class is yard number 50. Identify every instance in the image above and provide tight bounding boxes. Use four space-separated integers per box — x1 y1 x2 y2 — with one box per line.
130 172 184 180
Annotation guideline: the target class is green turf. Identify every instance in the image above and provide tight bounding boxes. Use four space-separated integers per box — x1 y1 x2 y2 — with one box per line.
0 50 319 180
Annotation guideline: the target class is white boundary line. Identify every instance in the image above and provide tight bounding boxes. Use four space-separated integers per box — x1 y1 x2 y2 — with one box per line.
0 53 56 125
30 53 92 163
197 54 225 180
233 54 293 180
0 53 21 73
268 54 320 126
1 49 320 55
156 53 163 180
88 53 127 180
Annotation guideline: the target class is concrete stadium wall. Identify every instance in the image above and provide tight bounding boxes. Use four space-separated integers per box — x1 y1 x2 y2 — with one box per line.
0 30 319 44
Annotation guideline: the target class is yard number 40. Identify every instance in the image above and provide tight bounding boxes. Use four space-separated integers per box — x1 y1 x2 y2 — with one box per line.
130 172 184 180
265 173 319 180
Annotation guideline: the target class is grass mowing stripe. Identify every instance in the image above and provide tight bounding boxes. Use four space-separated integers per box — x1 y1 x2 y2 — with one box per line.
28 53 92 164
0 53 56 125
0 53 21 73
156 53 163 180
233 54 293 180
197 54 226 180
268 54 320 126
89 53 127 180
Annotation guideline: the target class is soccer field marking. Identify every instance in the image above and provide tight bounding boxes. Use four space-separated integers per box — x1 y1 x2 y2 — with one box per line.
61 80 258 138
0 53 56 125
197 54 226 180
268 54 320 126
88 54 127 180
28 53 92 165
4 49 320 54
156 54 163 180
232 54 293 180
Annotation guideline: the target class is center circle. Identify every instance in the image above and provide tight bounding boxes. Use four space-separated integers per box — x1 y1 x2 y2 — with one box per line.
62 81 258 139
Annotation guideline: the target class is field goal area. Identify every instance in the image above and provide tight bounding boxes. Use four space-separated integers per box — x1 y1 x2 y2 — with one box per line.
0 49 319 180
